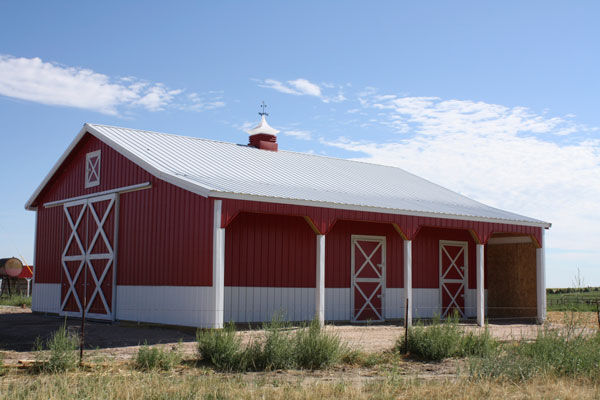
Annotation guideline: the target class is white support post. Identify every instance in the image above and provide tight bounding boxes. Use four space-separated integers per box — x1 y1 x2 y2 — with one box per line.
212 200 225 329
315 234 325 325
403 240 412 327
476 244 485 327
536 229 547 323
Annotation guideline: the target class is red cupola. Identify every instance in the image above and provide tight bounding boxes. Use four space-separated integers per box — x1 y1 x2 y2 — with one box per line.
247 105 279 151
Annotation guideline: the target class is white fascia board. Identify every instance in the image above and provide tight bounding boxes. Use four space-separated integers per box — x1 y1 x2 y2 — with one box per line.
209 191 552 229
24 123 214 210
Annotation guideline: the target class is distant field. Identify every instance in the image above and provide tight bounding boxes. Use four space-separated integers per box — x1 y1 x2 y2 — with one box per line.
547 288 600 312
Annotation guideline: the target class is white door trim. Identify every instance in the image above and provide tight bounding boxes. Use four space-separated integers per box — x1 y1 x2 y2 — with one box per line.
439 240 468 318
351 235 386 323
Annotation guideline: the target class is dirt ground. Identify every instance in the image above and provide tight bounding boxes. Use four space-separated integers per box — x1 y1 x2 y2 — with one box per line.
1 306 597 367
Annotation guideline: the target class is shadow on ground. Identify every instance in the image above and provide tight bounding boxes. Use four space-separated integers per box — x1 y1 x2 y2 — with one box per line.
0 309 196 352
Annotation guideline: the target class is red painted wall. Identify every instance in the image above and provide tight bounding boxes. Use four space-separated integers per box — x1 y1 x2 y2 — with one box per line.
225 213 316 287
413 227 487 289
33 133 213 286
325 220 404 288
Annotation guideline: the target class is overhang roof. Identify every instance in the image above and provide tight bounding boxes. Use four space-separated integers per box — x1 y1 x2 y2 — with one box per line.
25 123 551 228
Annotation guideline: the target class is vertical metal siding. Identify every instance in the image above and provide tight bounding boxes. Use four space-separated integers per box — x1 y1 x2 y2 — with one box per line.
34 133 213 286
413 227 481 289
325 220 404 288
225 213 316 287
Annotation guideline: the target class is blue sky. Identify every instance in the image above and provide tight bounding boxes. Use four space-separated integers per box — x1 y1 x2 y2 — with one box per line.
1 1 599 287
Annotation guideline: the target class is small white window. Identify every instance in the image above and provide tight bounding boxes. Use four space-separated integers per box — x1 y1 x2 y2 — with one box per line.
85 150 101 188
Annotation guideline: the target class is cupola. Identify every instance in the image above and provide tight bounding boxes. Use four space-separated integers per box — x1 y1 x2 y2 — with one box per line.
247 102 279 151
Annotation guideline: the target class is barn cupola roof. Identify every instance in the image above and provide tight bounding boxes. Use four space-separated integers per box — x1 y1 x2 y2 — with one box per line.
247 102 279 151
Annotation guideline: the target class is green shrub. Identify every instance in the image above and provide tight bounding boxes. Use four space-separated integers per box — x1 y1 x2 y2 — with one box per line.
197 317 349 372
0 352 6 376
397 314 498 361
34 324 79 373
294 318 346 370
197 323 246 371
251 315 296 371
134 342 181 371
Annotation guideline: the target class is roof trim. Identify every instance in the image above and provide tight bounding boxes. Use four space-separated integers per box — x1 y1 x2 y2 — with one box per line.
24 123 550 229
25 123 214 210
210 191 552 228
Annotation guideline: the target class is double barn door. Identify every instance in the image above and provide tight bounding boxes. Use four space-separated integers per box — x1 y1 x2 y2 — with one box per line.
60 194 118 320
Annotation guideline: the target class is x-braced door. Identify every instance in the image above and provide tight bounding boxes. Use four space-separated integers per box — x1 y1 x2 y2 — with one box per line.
351 235 386 322
61 194 118 320
439 240 468 318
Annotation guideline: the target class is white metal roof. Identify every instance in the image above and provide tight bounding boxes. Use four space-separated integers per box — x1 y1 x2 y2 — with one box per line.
26 123 551 228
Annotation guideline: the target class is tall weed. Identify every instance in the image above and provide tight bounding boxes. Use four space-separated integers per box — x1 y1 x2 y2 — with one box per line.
197 323 246 371
294 318 346 369
34 324 79 373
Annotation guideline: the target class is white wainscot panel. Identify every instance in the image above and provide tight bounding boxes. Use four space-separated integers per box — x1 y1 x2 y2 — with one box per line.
325 288 351 321
412 288 441 319
225 287 315 323
384 288 405 319
464 289 489 318
116 286 214 328
31 283 61 313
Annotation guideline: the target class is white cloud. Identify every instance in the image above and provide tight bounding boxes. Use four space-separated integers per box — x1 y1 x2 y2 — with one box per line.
288 78 322 97
283 130 312 140
258 78 346 103
0 54 224 115
323 92 600 285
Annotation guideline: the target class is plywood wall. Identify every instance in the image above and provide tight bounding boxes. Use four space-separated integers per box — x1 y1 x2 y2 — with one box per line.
486 242 537 319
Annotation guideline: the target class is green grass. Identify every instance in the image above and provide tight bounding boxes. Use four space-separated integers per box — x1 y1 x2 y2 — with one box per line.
547 291 600 312
0 294 32 307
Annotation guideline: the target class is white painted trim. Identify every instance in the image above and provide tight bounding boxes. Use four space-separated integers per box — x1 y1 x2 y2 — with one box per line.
350 235 386 322
33 211 38 285
212 192 552 228
315 235 325 325
476 244 484 326
488 236 532 245
439 240 468 318
43 182 151 208
111 194 120 321
84 150 101 188
536 229 547 323
403 240 412 326
212 199 225 328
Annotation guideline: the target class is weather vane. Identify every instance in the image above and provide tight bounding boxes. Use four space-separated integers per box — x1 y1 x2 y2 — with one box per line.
258 101 269 117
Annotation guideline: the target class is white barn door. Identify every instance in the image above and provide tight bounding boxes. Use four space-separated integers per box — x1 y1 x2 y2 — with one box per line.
439 240 468 318
351 235 386 322
60 194 118 320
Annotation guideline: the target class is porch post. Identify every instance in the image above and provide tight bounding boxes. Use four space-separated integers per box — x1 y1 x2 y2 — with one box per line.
476 244 485 326
316 234 326 325
536 229 546 323
212 199 225 328
403 239 412 327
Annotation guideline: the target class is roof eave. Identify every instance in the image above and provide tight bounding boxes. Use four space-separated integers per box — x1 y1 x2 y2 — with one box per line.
209 191 552 229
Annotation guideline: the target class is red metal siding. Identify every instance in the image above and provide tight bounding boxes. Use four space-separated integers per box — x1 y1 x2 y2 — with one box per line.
413 227 486 289
34 133 213 286
325 220 404 288
225 213 316 287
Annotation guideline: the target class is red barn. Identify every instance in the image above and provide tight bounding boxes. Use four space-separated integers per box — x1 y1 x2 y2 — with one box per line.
26 117 550 327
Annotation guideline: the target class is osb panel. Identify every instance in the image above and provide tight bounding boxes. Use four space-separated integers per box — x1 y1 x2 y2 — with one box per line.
486 242 537 319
